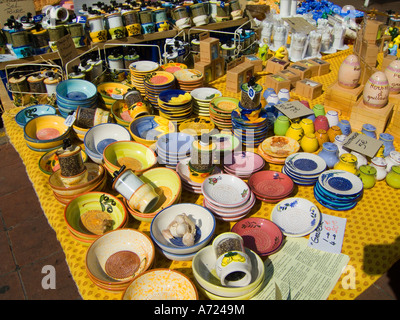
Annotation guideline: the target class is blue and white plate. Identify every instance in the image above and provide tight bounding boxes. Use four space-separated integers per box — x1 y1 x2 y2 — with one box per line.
314 191 358 211
271 197 321 237
285 152 327 176
318 170 363 197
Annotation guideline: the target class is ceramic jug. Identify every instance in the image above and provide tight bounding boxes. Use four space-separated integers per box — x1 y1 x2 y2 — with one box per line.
318 142 339 168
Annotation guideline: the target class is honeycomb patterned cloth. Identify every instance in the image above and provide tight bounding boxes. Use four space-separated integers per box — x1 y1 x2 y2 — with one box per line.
2 46 400 300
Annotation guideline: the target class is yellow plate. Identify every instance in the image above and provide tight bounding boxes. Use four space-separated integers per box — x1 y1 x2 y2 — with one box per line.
179 117 215 136
260 136 300 158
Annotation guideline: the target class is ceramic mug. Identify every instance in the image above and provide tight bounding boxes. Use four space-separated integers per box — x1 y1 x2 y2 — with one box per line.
126 23 141 36
89 30 108 43
109 26 126 40
278 88 290 101
337 119 352 136
370 157 387 180
313 104 325 117
112 168 145 201
129 183 160 213
300 118 315 136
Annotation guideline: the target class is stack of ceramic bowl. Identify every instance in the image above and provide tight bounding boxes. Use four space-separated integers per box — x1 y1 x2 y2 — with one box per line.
231 108 272 148
158 89 193 123
129 115 176 147
258 136 300 165
190 87 222 117
314 169 364 211
85 229 155 291
209 97 239 130
176 157 222 194
144 71 176 110
23 115 71 152
63 192 128 245
179 117 215 137
15 104 57 128
84 123 131 164
192 245 265 300
129 60 160 95
248 170 294 203
150 203 216 261
97 82 132 110
56 79 97 117
156 132 194 169
49 163 107 205
282 152 327 186
223 151 265 179
160 62 187 74
201 173 255 221
124 167 182 223
173 69 204 92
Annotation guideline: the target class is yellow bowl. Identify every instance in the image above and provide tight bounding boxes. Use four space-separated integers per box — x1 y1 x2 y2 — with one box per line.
86 228 155 289
64 191 127 243
122 269 198 300
97 82 131 107
111 100 152 127
103 140 157 175
39 147 88 175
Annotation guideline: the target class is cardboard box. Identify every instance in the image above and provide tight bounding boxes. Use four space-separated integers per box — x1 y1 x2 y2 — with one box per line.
362 19 385 44
199 32 220 63
360 39 379 67
265 57 289 74
324 81 364 117
296 59 319 77
309 58 331 76
288 64 312 80
226 59 254 93
381 53 397 71
265 74 291 94
277 69 301 88
213 57 225 79
245 54 264 73
294 79 323 100
194 60 215 83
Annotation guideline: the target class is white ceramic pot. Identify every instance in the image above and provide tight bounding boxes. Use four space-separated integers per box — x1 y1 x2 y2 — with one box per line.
370 157 387 180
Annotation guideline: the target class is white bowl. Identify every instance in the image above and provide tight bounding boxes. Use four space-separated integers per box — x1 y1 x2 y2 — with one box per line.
204 190 256 215
150 203 216 255
192 245 265 298
84 123 131 160
201 174 251 207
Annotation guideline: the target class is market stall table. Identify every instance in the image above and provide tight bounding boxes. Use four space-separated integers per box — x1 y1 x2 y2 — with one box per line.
2 46 400 300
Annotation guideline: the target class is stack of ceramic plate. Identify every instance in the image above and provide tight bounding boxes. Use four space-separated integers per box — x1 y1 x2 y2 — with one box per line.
258 136 300 165
314 169 364 211
179 117 215 137
156 132 194 169
176 157 222 194
144 71 176 110
231 108 272 147
201 173 255 222
223 151 265 179
160 62 187 74
209 97 239 130
271 197 322 237
191 87 222 117
129 60 160 95
282 152 327 186
158 89 193 123
248 170 294 203
173 69 204 92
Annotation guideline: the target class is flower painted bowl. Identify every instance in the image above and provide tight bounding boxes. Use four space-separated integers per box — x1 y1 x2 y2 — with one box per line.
97 82 132 108
15 104 57 127
129 115 176 146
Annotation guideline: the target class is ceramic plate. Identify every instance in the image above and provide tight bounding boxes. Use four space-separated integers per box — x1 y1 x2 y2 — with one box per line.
211 97 239 114
285 152 327 176
231 217 284 256
176 157 222 187
179 117 215 136
318 170 364 196
174 69 204 83
191 88 222 102
160 62 187 74
129 60 159 72
224 151 265 173
271 197 321 237
144 71 175 86
248 170 294 199
201 174 250 207
261 136 300 158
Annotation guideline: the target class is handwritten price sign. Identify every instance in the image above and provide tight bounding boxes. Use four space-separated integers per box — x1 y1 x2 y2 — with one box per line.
342 132 383 158
274 100 314 120
0 0 35 26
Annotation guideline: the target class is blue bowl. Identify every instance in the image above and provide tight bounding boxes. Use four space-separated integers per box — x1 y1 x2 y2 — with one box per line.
158 89 188 105
15 104 57 128
56 79 97 102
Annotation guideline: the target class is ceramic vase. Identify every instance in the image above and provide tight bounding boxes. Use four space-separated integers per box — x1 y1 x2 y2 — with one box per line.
337 119 352 136
300 118 315 136
313 104 325 117
333 153 358 174
318 142 339 168
327 125 342 142
386 165 400 189
314 115 329 132
384 60 400 94
300 133 319 153
357 165 377 189
361 124 377 139
379 133 396 157
370 157 387 180
325 110 339 127
338 54 361 89
285 123 304 142
333 134 348 156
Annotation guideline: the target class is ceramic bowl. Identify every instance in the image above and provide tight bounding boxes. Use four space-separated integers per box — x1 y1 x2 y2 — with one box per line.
156 132 194 156
122 268 198 300
271 197 322 237
86 228 155 288
192 245 265 298
24 115 71 151
56 79 97 103
39 147 88 175
201 174 251 208
111 100 152 127
15 104 57 127
49 163 105 196
223 151 265 174
150 203 216 255
103 140 157 175
203 190 256 216
158 89 191 105
64 192 127 243
72 124 89 137
97 82 131 107
84 123 131 162
129 115 176 146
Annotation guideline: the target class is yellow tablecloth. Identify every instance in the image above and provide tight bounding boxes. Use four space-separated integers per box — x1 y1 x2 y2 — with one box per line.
2 47 400 300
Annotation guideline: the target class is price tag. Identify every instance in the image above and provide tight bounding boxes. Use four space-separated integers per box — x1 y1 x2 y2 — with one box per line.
64 112 76 127
342 132 383 158
274 100 314 120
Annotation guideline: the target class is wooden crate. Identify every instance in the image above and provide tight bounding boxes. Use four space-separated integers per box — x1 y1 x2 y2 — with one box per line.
265 74 291 93
386 109 400 140
349 99 395 134
324 81 364 116
294 79 323 100
265 57 289 74
288 64 312 80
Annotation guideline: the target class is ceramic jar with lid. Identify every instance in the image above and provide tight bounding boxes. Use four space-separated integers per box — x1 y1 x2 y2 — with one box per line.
189 137 216 183
313 104 325 117
357 165 377 189
327 125 342 142
333 134 348 156
300 118 315 136
314 115 329 132
315 129 329 148
363 71 390 108
338 54 361 89
386 165 400 189
337 119 352 136
334 153 358 174
274 115 290 136
370 157 387 180
325 110 339 127
285 123 304 142
361 124 377 138
318 142 339 168
300 133 319 153
385 150 400 172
